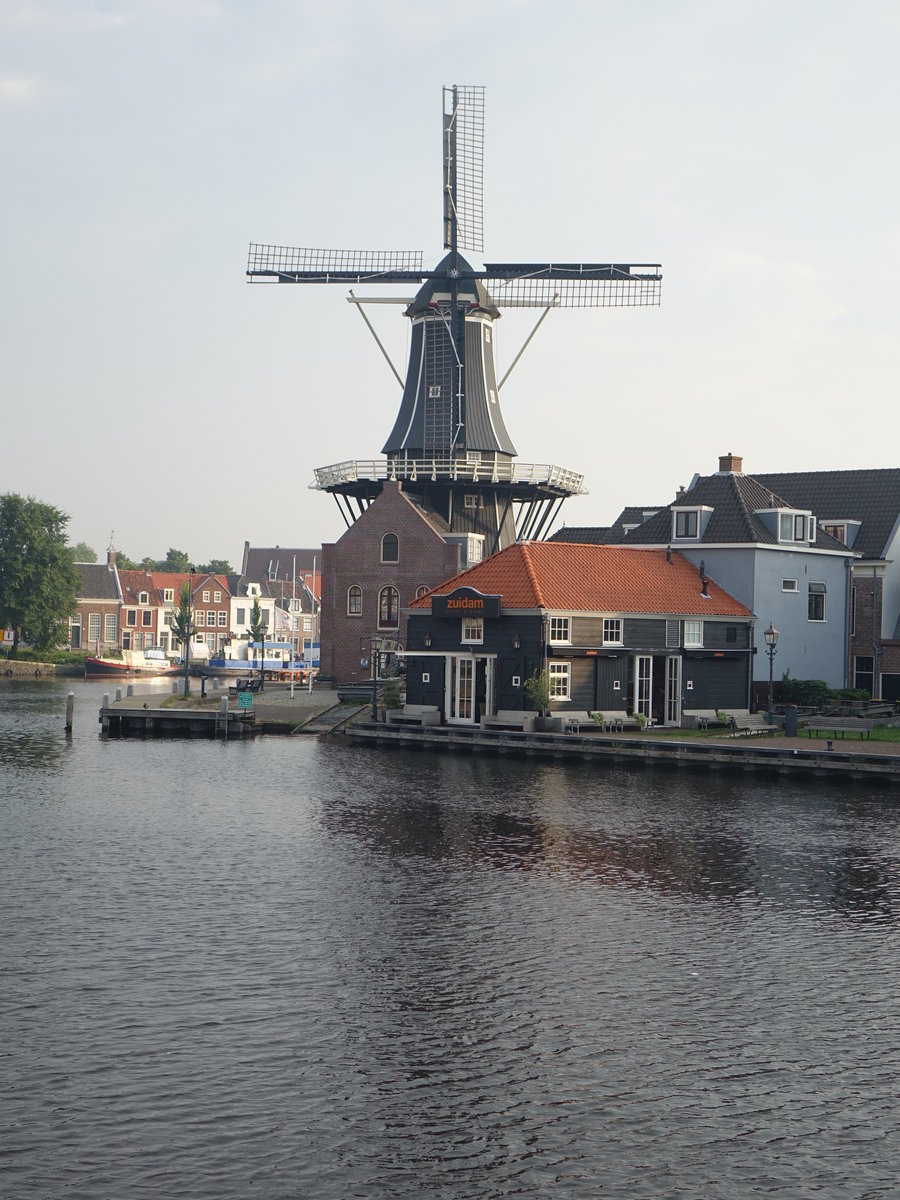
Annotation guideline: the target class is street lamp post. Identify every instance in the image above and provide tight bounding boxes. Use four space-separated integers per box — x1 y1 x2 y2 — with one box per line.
183 566 195 699
764 622 779 722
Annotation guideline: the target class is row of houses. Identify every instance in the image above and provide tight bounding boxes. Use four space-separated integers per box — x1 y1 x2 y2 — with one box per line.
317 453 900 725
71 544 320 660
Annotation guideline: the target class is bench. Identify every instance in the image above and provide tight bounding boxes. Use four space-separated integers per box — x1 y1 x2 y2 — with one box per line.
481 709 536 733
682 709 723 731
558 711 637 734
804 717 876 740
717 709 773 737
386 704 440 727
229 677 262 697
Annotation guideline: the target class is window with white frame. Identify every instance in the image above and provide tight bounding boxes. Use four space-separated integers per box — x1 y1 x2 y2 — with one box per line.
163 588 174 603
464 494 477 510
104 613 117 642
218 611 227 627
138 592 149 605
808 582 826 622
674 510 698 538
549 662 570 699
683 620 702 647
782 579 798 592
88 613 101 642
793 514 806 541
347 585 362 616
196 610 205 627
602 618 622 645
142 611 152 627
236 607 246 624
202 590 210 602
461 616 483 643
126 610 137 627
415 585 429 598
779 513 793 541
207 610 215 627
549 616 570 644
303 617 312 632
214 590 221 602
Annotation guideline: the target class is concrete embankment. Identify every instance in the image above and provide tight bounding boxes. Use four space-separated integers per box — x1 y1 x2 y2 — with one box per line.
1 660 56 678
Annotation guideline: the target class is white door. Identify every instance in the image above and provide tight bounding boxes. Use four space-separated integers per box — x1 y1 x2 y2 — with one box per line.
666 655 681 726
447 655 475 723
635 655 652 719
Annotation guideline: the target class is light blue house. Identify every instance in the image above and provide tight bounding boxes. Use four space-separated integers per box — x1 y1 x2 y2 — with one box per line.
552 453 855 696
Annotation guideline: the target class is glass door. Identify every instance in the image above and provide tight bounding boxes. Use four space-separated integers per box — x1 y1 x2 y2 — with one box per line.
447 655 475 723
666 655 681 726
635 655 652 719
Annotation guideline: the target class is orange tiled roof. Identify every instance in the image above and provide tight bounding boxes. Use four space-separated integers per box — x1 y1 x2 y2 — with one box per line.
411 543 752 617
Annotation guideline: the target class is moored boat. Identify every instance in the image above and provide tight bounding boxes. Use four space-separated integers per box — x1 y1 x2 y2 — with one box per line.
84 647 178 678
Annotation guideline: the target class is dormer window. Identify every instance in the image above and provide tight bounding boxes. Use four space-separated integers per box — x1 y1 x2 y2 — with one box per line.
777 510 815 544
138 592 149 605
674 510 698 539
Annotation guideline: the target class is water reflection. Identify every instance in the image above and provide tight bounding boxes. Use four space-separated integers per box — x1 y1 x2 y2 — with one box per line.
322 757 900 925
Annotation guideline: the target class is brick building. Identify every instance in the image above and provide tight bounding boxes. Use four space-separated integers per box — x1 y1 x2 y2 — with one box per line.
319 482 461 685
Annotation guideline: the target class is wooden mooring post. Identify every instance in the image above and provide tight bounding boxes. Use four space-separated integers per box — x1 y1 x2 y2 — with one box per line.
65 692 74 733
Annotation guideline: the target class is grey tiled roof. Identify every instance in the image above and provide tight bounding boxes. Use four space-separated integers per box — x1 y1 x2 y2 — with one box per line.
561 473 847 551
548 526 617 545
754 469 900 560
76 563 120 600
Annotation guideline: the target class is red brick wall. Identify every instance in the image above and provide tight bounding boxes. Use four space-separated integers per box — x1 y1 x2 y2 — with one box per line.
320 484 461 683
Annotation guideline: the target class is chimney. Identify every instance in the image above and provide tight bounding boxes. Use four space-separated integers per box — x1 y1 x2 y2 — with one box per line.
107 544 117 568
718 452 743 474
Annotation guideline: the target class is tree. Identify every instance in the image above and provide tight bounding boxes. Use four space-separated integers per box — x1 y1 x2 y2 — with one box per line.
249 594 267 691
69 541 97 563
0 494 79 656
197 558 233 575
162 548 191 572
523 667 551 716
170 580 194 697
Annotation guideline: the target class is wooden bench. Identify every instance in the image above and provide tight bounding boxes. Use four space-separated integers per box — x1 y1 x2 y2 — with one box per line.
682 709 722 731
481 709 536 733
718 709 773 737
386 704 440 727
558 711 638 733
804 717 876 740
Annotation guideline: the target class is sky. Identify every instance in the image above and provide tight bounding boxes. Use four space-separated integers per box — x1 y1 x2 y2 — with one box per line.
3 0 899 565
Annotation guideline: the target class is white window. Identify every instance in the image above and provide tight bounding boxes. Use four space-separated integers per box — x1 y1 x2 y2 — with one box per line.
674 510 698 538
164 611 173 626
138 592 149 605
428 384 441 398
218 611 227 627
461 616 483 644
779 513 793 541
468 537 483 564
207 610 215 626
549 662 570 699
808 582 826 622
196 610 205 627
104 613 117 641
141 610 152 627
602 618 622 645
684 620 702 647
214 590 221 602
464 494 477 510
88 613 101 642
163 588 174 603
303 617 312 632
782 579 799 592
202 590 210 602
549 616 570 644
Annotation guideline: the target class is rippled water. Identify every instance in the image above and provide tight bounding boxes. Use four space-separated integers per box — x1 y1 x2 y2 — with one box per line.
2 679 899 1198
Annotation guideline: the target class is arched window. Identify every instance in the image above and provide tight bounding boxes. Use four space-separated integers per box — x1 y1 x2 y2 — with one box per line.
415 585 430 598
347 585 362 616
378 586 399 629
381 532 399 563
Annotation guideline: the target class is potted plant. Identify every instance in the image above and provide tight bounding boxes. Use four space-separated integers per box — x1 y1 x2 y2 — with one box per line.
632 711 648 732
380 677 403 719
524 667 559 731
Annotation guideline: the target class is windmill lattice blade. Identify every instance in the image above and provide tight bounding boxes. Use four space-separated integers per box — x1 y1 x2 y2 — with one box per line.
247 245 424 282
443 85 484 254
482 263 662 308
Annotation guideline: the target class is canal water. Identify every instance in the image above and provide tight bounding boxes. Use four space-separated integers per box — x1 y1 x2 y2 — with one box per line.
2 679 898 1199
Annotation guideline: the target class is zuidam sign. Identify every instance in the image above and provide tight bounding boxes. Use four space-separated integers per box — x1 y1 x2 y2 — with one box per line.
432 587 501 620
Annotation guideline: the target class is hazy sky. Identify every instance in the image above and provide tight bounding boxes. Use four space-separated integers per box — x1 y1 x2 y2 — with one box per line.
4 1 899 564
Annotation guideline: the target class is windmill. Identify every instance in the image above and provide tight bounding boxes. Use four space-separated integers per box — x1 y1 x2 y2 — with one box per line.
248 85 661 552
